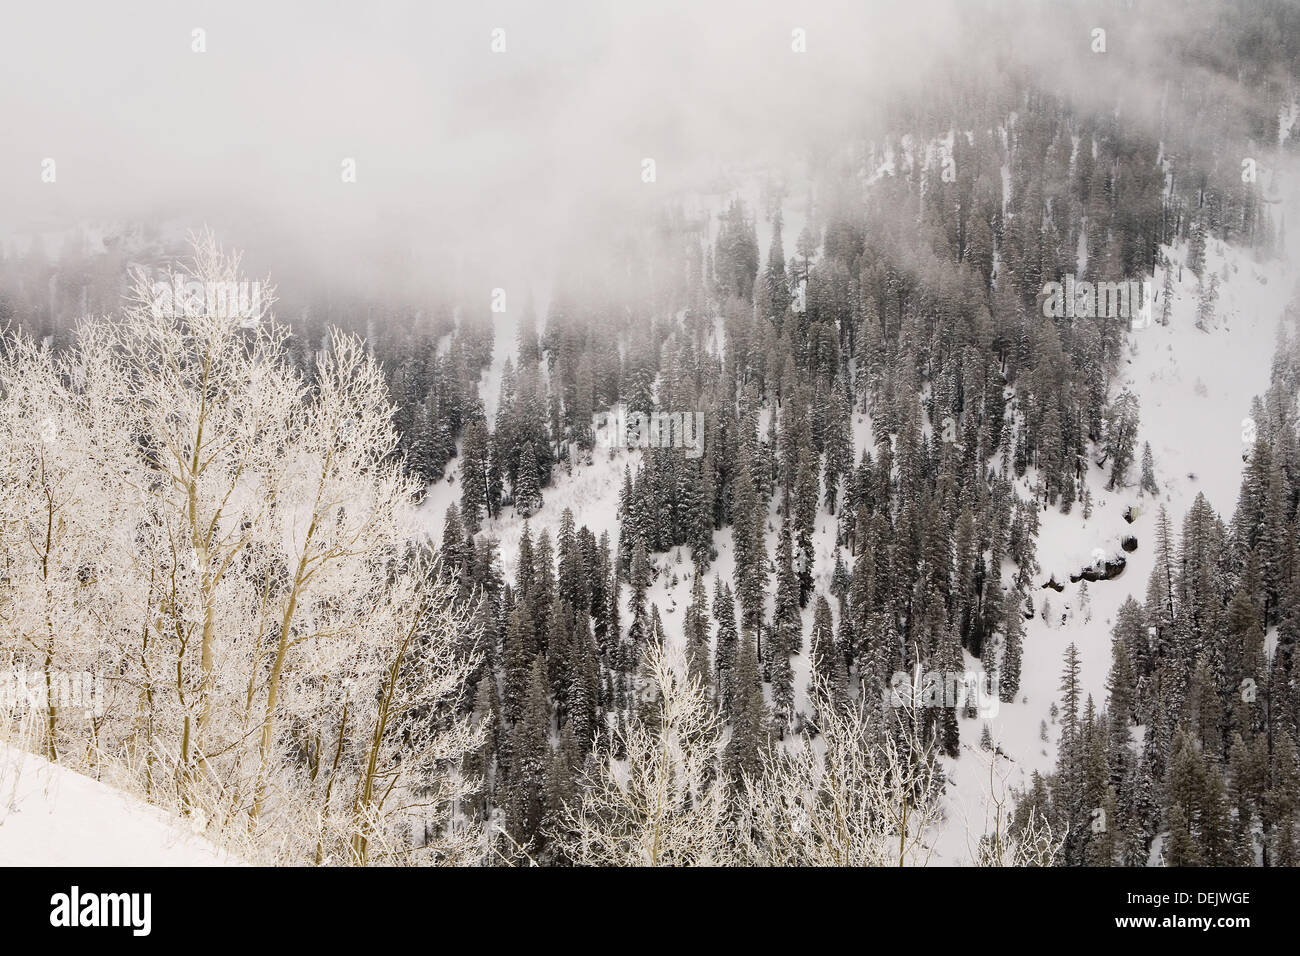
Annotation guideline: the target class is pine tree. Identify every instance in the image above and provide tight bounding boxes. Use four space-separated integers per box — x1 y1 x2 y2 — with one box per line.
1164 802 1199 866
713 579 739 718
514 441 544 517
1159 256 1174 325
1267 730 1300 865
934 625 962 757
772 518 802 662
1186 217 1206 277
516 296 541 367
555 508 585 611
999 598 1024 702
440 502 468 583
502 604 535 726
1195 273 1219 331
807 594 846 722
541 724 579 864
1055 644 1085 852
467 675 500 823
764 210 791 318
1104 391 1140 490
460 418 490 531
1060 642 1083 732
731 457 768 634
503 657 552 857
725 629 767 792
793 445 818 605
1140 441 1158 496
567 616 599 753
627 539 652 656
822 389 854 514
683 569 712 696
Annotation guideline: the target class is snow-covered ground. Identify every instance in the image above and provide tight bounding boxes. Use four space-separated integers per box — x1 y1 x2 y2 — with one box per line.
0 743 235 866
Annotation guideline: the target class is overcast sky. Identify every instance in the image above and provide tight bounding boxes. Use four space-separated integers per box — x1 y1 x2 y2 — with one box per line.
0 0 1277 299
0 2 973 282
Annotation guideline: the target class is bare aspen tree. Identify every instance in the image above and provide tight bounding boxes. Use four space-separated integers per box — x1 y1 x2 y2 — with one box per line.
111 237 296 806
325 558 482 866
553 641 731 866
963 744 1065 867
735 678 946 866
0 236 485 864
0 327 137 764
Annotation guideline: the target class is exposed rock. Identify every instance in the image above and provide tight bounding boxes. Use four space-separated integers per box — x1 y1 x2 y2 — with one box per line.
1070 554 1127 583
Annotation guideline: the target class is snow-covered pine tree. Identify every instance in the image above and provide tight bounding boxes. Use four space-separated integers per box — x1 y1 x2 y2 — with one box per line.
514 441 544 517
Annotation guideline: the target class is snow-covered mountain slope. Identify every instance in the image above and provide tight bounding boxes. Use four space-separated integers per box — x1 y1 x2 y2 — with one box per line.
421 223 1298 864
0 743 236 866
936 237 1297 862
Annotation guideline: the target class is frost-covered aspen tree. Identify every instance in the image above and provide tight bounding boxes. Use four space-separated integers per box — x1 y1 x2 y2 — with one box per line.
290 554 484 866
965 747 1065 867
974 803 1063 867
113 237 482 857
0 327 138 763
553 641 731 865
735 678 946 866
241 330 426 828
108 238 300 810
0 236 485 862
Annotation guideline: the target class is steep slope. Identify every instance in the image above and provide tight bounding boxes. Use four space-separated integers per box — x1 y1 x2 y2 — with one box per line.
0 743 236 866
421 214 1297 863
936 236 1297 862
